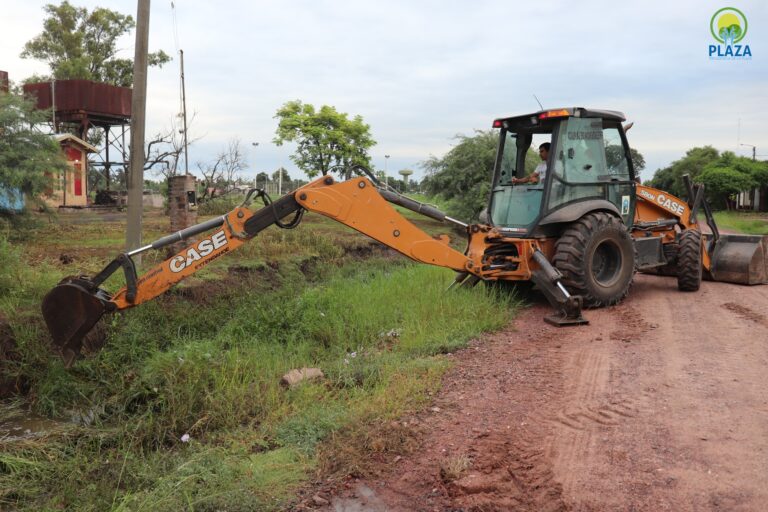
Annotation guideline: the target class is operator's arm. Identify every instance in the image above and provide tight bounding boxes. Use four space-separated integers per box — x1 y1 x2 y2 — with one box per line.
511 172 540 185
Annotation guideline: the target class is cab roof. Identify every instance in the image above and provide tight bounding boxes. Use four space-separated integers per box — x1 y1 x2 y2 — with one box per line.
492 107 626 129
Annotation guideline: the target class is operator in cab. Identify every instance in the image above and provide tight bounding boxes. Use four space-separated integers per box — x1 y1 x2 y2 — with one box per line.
512 142 550 185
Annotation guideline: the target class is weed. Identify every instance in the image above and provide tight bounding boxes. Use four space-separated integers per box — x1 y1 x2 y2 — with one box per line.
439 453 472 482
196 195 243 216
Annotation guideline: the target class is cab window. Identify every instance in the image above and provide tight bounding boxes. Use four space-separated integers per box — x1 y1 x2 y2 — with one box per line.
603 127 631 180
495 131 518 185
553 118 607 184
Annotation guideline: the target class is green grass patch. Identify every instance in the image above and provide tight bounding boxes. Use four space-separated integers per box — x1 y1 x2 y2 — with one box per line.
713 211 768 235
2 210 518 511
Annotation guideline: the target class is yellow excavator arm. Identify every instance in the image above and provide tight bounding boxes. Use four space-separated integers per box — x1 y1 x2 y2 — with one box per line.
634 177 767 285
42 175 479 365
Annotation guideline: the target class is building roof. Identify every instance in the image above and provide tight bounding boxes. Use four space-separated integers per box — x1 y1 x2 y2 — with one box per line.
54 133 99 153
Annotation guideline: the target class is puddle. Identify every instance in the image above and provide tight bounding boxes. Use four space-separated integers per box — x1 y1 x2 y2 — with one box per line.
0 410 67 442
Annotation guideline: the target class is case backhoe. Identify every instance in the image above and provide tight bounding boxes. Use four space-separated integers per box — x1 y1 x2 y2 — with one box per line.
42 108 768 365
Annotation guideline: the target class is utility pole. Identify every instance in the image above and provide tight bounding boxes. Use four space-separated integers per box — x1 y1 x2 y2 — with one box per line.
126 0 151 264
384 154 390 188
251 141 259 188
741 143 756 161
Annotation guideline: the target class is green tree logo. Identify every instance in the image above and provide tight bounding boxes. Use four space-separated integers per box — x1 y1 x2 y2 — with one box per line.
710 7 748 44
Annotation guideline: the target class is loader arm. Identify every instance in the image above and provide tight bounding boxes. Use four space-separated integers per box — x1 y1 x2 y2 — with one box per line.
42 175 475 364
634 180 767 285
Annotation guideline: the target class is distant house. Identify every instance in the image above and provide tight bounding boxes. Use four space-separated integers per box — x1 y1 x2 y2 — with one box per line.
42 134 98 208
737 185 767 212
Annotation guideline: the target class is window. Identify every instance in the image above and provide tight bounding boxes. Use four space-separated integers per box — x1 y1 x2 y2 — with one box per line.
548 118 606 210
602 127 631 180
554 118 607 184
489 131 543 228
496 131 518 185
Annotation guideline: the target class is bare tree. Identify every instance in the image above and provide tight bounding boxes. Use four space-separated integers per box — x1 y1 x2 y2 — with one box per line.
197 156 224 200
220 138 247 190
145 113 202 179
196 138 247 199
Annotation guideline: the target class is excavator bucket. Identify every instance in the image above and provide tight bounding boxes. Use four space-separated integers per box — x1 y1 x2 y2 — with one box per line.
706 234 768 285
41 277 110 366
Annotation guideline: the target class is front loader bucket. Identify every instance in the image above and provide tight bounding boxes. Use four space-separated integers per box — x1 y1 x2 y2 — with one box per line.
41 277 111 366
705 234 768 285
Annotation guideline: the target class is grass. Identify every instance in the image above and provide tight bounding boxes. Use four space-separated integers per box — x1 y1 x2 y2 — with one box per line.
0 205 519 511
439 453 472 483
712 211 768 235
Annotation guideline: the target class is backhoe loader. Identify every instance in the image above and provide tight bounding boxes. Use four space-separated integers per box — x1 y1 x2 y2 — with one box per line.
42 107 768 365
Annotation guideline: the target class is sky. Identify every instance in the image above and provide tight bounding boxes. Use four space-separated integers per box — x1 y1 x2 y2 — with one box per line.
2 0 767 184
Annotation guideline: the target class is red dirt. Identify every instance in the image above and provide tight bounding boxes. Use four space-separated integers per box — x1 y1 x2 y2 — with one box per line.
316 274 768 511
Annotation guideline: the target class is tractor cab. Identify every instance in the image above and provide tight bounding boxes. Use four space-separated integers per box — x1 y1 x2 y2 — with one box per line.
488 108 636 236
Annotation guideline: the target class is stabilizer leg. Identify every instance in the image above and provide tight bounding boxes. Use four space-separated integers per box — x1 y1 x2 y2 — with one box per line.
530 250 589 326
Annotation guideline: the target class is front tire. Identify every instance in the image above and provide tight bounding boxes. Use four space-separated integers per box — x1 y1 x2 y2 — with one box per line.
553 212 635 307
677 229 702 291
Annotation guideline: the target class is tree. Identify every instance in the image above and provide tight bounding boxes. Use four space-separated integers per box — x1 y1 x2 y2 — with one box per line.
271 167 291 183
21 1 170 87
0 91 68 203
273 100 376 178
698 166 756 210
196 139 247 199
698 152 764 209
605 145 646 175
146 113 202 180
646 146 719 197
255 172 270 188
219 139 247 188
421 130 497 221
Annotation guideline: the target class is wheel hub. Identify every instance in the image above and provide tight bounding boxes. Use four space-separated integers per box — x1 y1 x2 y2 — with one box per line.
592 240 622 287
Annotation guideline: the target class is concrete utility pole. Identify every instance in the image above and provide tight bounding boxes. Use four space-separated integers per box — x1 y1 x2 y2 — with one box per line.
740 143 756 161
384 154 390 188
126 0 151 264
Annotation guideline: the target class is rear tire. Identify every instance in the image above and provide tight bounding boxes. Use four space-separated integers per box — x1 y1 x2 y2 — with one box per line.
677 229 702 291
553 212 635 307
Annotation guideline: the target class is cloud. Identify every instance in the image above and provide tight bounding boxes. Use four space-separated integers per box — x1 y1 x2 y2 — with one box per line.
2 0 766 183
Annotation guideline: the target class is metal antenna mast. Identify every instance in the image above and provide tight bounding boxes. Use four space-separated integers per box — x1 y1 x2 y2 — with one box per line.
180 49 189 175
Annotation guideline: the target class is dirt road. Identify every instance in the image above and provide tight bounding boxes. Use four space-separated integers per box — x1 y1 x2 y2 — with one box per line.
320 274 768 511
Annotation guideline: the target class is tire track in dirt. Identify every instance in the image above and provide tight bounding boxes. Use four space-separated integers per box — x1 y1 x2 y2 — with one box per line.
722 301 768 328
317 274 768 511
319 311 573 512
547 302 654 498
432 324 571 512
554 275 768 511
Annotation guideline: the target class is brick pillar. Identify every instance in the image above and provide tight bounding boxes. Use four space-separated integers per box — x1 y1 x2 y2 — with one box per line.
168 175 198 253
